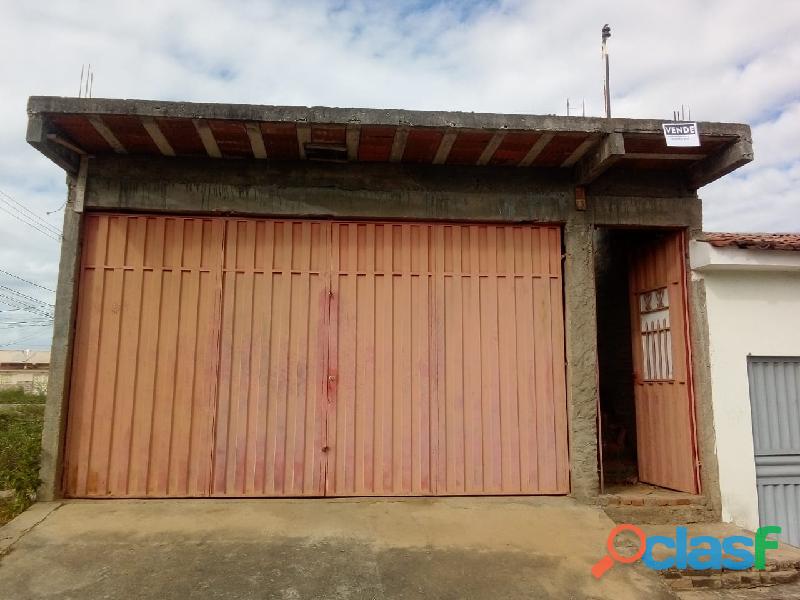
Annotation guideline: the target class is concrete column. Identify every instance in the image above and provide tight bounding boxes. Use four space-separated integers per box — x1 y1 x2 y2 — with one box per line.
563 218 600 500
688 254 722 517
39 179 83 501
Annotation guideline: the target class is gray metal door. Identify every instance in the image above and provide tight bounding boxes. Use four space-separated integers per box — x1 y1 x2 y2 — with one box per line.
748 356 800 546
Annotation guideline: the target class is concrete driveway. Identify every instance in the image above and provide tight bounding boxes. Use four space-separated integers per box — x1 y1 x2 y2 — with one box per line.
0 496 672 599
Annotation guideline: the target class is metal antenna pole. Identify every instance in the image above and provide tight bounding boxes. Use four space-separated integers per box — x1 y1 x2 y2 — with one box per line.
602 24 611 118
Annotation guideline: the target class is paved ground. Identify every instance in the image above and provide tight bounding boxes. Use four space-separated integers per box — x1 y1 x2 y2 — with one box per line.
678 583 800 599
0 496 674 599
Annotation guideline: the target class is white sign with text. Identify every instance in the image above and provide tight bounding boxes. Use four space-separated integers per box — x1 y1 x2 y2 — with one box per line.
662 122 700 147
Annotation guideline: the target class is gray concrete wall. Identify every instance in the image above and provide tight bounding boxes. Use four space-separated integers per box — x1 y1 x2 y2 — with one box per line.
687 240 721 516
39 176 84 501
39 155 713 504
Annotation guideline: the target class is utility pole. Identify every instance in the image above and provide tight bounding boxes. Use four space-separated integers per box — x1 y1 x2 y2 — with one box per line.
602 24 611 118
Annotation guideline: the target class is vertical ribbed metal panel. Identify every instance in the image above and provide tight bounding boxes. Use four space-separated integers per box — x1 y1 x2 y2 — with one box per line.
327 223 436 495
66 216 569 498
433 224 568 494
326 222 568 495
629 231 699 494
212 220 328 496
64 214 224 497
749 357 800 546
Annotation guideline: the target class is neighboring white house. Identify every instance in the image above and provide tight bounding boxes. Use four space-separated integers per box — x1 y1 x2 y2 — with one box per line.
691 233 800 544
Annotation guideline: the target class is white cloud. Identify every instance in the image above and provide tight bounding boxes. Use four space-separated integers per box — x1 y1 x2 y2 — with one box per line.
0 0 798 347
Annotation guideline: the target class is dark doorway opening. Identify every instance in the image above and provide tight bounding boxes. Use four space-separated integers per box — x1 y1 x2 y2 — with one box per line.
594 227 701 497
594 228 638 489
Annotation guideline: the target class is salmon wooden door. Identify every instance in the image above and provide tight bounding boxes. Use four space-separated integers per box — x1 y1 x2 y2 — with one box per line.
629 231 699 494
65 215 568 498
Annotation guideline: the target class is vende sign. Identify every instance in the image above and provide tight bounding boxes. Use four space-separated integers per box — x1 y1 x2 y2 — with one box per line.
662 122 700 147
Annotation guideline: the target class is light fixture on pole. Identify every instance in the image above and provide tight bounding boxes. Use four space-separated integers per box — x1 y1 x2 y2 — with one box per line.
602 24 611 118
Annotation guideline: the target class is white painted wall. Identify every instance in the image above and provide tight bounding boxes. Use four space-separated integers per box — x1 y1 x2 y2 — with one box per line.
692 243 800 531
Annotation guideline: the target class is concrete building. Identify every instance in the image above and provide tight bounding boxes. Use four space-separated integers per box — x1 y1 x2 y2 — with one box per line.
27 97 753 509
0 350 50 394
691 233 800 543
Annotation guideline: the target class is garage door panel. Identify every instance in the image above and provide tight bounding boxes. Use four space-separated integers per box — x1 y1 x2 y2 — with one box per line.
410 274 434 493
497 275 522 491
479 275 503 492
64 266 102 495
67 216 568 498
512 276 538 490
169 269 220 495
327 223 436 496
440 275 466 493
65 216 224 497
549 275 570 492
435 224 568 495
107 266 143 494
212 220 328 497
127 268 163 495
532 277 556 492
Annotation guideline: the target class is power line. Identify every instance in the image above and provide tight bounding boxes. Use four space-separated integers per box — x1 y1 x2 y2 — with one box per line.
0 202 62 242
0 293 54 318
0 188 63 242
0 317 54 325
0 202 62 241
0 331 47 348
0 188 62 237
0 284 54 308
0 318 54 324
0 193 62 236
0 269 56 294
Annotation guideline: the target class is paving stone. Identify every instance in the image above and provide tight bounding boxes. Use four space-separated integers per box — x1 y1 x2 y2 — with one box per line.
720 572 742 588
669 578 694 591
691 576 722 589
769 571 799 585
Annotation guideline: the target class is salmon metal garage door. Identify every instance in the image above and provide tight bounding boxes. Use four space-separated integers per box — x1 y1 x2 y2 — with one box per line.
63 215 568 497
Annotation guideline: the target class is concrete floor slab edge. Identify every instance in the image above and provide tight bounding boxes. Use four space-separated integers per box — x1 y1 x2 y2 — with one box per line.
0 502 63 556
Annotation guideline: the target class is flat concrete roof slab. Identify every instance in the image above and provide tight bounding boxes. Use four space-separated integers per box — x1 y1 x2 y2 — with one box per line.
26 96 752 189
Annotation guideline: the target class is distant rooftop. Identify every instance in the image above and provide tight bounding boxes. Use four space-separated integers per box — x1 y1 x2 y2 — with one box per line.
700 233 800 252
0 350 50 366
27 96 752 189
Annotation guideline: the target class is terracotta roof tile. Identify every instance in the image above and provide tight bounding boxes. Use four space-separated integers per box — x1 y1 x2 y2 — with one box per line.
700 232 800 251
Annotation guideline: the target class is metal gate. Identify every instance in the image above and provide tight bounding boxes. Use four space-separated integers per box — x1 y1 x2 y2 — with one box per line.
748 357 800 546
63 215 568 497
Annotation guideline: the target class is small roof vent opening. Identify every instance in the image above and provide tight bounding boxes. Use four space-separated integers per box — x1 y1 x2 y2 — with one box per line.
304 143 348 162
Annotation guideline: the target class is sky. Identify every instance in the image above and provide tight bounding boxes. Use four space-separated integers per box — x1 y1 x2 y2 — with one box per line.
0 0 799 350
